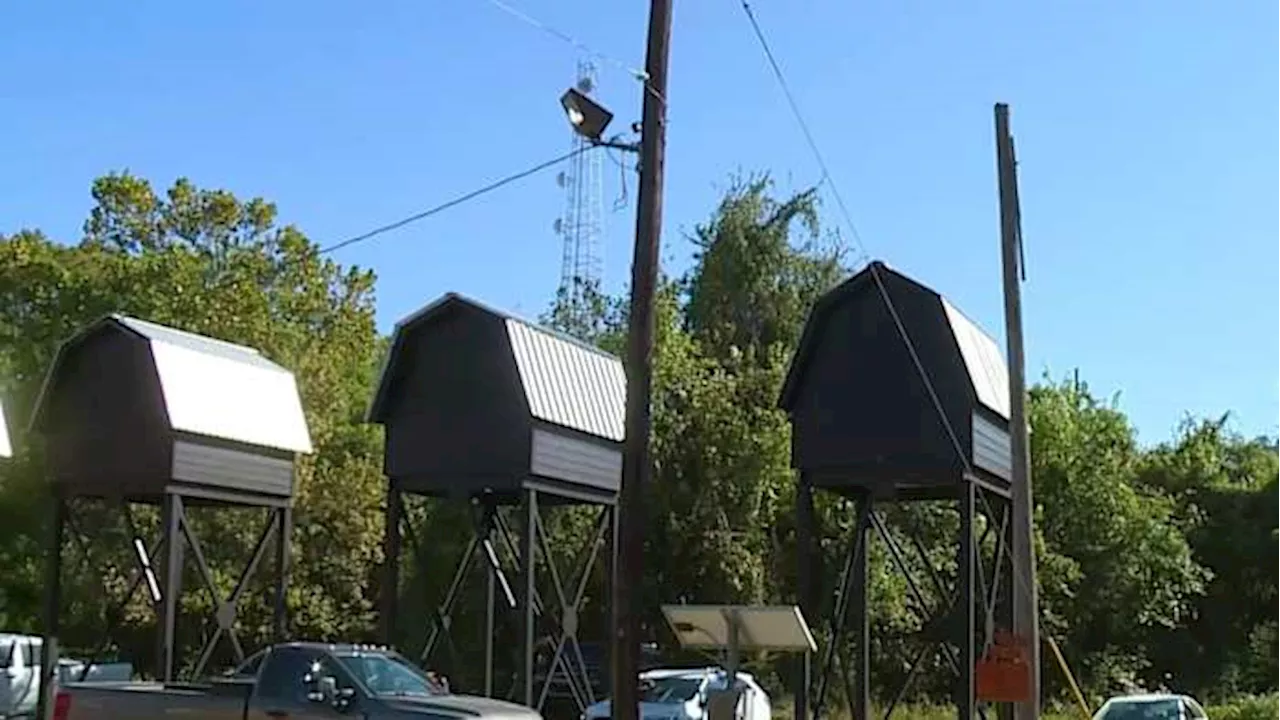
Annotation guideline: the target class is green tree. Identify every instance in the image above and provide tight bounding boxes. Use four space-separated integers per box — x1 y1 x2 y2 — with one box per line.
1029 376 1209 697
1136 418 1278 697
0 173 384 672
683 174 845 365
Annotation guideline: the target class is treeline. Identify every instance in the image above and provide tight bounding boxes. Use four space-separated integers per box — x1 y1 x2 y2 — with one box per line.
0 173 1275 709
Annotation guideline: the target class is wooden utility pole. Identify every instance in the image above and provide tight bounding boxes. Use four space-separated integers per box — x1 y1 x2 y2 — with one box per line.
994 102 1040 720
611 0 673 719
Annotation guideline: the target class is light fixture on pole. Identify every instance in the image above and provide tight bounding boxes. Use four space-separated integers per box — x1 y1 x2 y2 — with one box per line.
560 87 641 153
557 4 672 714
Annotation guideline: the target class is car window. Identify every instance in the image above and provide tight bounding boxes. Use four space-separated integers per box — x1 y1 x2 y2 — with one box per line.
256 647 363 711
335 653 443 697
229 649 266 678
1100 699 1184 720
638 676 701 703
1183 699 1207 720
0 642 13 669
24 640 42 667
256 648 325 705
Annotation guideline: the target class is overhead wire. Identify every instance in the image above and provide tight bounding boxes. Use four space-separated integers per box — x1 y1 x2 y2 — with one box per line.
734 0 1046 643
319 146 593 255
482 0 648 82
479 0 666 105
737 0 869 268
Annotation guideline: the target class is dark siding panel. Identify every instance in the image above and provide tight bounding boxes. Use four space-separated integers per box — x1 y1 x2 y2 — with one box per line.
789 274 973 489
529 428 621 493
172 439 293 497
46 329 170 497
383 304 531 494
971 412 1012 481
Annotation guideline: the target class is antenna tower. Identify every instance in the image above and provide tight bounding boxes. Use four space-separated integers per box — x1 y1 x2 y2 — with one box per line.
554 59 606 307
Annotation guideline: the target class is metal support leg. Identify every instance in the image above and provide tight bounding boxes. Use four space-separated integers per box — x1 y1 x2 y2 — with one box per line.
36 496 66 720
795 476 815 720
815 495 872 720
853 495 871 720
382 484 402 646
606 503 620 699
485 536 496 698
996 499 1015 720
959 482 977 720
158 493 184 682
275 505 292 642
520 489 538 708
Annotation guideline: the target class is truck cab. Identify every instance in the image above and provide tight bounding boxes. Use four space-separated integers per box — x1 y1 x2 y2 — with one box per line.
56 642 539 720
236 643 449 717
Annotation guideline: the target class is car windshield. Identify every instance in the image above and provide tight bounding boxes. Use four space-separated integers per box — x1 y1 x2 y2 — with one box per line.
335 653 445 697
639 676 701 704
1100 699 1184 720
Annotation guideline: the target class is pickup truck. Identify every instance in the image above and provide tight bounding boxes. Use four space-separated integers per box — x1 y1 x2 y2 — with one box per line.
52 641 542 720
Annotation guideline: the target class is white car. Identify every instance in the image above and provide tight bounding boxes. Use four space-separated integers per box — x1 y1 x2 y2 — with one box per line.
583 667 770 720
1092 693 1209 720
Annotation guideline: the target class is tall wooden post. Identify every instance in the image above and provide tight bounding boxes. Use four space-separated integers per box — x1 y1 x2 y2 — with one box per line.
994 102 1040 720
611 0 674 719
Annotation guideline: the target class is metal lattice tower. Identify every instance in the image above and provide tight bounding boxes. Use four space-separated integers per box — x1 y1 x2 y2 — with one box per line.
554 59 606 305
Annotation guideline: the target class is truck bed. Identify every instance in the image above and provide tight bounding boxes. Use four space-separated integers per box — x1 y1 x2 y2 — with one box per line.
61 680 251 720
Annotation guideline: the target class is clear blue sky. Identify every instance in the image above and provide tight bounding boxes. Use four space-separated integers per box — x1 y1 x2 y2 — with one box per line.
2 0 1276 443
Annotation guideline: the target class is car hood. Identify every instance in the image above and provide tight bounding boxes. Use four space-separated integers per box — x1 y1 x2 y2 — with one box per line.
585 699 693 720
381 693 542 718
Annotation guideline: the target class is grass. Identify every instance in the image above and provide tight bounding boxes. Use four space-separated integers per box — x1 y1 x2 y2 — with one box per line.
766 694 1279 720
1204 695 1280 720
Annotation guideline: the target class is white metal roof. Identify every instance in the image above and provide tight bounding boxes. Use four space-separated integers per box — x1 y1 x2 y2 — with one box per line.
0 398 10 458
941 298 1011 420
111 317 313 454
505 317 626 442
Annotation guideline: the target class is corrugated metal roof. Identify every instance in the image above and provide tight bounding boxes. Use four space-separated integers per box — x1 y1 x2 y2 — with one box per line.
941 299 1010 420
0 398 11 458
114 315 314 454
116 316 286 372
505 317 626 442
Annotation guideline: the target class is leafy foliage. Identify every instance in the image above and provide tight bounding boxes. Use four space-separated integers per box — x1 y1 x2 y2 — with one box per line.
0 171 1273 708
0 173 384 672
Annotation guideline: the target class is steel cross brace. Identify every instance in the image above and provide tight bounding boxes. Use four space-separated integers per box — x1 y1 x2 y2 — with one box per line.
413 500 507 671
57 495 288 681
72 501 165 681
531 506 610 710
807 487 1011 720
813 496 873 718
875 491 1012 720
406 496 610 712
491 503 610 712
188 504 289 677
59 500 159 679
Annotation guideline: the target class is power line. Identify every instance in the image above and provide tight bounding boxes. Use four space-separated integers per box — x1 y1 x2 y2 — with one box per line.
737 0 868 264
482 0 649 82
319 146 593 255
480 0 666 105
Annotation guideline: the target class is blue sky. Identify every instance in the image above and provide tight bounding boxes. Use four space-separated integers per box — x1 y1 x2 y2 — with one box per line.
2 0 1276 443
